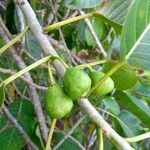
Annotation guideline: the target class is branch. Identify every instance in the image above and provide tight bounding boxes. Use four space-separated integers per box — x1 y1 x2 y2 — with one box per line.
53 116 86 150
3 105 38 150
49 0 77 65
79 10 107 58
0 19 48 141
0 67 48 90
16 1 133 149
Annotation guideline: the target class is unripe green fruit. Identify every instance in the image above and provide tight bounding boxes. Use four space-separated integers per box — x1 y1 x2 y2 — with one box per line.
89 71 114 96
45 84 73 119
63 68 91 99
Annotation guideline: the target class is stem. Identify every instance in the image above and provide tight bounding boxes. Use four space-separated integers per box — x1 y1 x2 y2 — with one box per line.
89 61 124 94
45 119 57 150
79 10 107 58
125 132 150 143
97 128 103 150
54 57 69 68
43 13 94 32
2 55 51 86
0 26 28 56
47 60 56 85
76 60 107 69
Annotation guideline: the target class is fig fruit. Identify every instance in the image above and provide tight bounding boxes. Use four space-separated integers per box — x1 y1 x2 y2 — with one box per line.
63 67 91 99
45 84 73 119
89 71 114 96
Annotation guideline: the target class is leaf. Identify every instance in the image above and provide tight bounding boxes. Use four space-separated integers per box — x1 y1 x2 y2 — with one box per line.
136 84 150 98
63 0 102 9
8 99 36 135
103 96 120 115
0 99 36 150
125 25 150 70
114 91 150 128
103 61 137 90
120 0 150 70
0 128 25 150
118 110 141 137
25 31 43 59
96 0 133 25
85 17 107 46
0 86 5 109
94 13 122 34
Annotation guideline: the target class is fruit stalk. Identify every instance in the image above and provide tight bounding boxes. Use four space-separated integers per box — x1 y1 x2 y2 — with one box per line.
45 119 57 150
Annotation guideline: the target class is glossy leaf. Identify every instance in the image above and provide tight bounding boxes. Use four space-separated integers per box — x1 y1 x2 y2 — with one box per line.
85 17 107 46
94 13 122 34
96 0 133 25
118 110 141 137
103 97 120 115
0 99 36 150
0 128 24 150
136 84 150 98
114 91 150 128
63 0 102 9
103 61 137 90
25 31 43 59
8 99 36 135
120 0 150 70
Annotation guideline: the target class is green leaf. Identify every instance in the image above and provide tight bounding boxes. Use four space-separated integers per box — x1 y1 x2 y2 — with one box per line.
136 85 150 98
25 31 43 59
7 99 36 135
118 110 141 137
120 0 150 70
96 0 133 25
103 61 137 90
63 0 102 9
103 97 120 115
0 86 5 109
85 17 107 46
114 91 150 128
94 13 122 34
125 25 150 70
0 128 25 150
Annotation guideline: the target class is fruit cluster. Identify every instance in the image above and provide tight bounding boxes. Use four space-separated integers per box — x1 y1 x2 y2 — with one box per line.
45 67 114 119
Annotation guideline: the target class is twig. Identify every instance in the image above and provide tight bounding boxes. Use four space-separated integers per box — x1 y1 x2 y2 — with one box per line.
0 67 48 90
69 136 85 150
49 0 77 65
0 19 48 141
53 116 86 150
55 129 85 150
3 105 38 150
79 10 107 58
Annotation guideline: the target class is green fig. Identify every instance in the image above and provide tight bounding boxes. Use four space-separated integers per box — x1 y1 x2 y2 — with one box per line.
89 71 114 96
63 67 91 99
45 84 73 119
